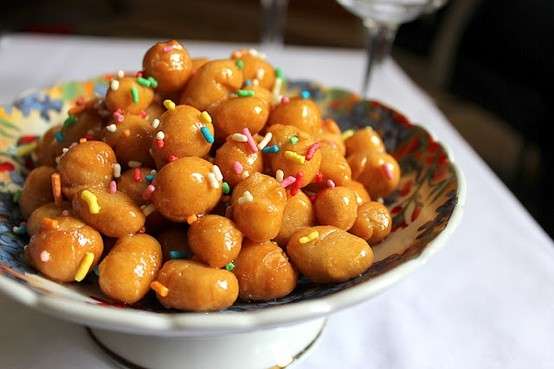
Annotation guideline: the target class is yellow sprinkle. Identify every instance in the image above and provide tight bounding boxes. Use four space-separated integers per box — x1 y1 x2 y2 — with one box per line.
16 142 38 157
284 150 305 164
186 214 198 224
81 190 101 214
74 252 94 282
200 111 212 124
163 99 176 110
299 231 319 244
141 204 156 217
151 281 169 297
341 129 355 140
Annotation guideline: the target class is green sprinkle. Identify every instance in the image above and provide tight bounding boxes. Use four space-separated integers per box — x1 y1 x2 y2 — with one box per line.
237 89 255 98
225 262 235 272
137 77 151 87
63 115 77 129
130 86 140 103
222 182 231 194
289 135 299 144
169 250 187 259
12 190 22 203
275 67 284 79
147 76 158 89
235 59 245 70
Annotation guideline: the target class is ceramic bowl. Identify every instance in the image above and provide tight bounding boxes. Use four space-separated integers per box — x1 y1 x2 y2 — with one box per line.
0 78 465 369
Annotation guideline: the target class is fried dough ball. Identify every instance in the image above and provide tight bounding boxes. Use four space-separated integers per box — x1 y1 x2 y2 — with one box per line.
150 105 214 168
344 180 371 206
98 234 162 304
26 216 103 282
191 57 209 74
72 188 145 238
152 157 222 222
348 152 400 199
268 97 322 135
314 186 358 230
214 138 263 187
274 190 315 247
143 40 193 95
316 119 345 156
243 85 272 107
154 260 239 311
344 127 385 156
180 59 243 112
233 240 297 301
60 100 104 145
187 215 242 268
145 101 165 120
318 145 351 186
103 114 155 168
230 173 287 242
19 166 55 218
116 167 153 206
105 77 154 114
230 49 275 89
27 202 71 236
157 226 190 261
36 125 63 167
212 96 269 140
57 141 116 199
287 226 373 283
350 201 392 244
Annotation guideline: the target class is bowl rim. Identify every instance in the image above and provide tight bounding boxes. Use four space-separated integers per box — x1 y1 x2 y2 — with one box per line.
0 88 467 336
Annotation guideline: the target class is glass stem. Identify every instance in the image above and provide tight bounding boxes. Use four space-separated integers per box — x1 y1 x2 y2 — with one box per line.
260 0 289 48
362 19 398 97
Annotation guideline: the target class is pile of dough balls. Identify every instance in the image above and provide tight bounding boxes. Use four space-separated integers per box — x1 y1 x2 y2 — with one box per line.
19 40 400 312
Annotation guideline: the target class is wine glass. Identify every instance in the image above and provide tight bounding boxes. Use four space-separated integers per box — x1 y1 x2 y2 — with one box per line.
337 0 447 97
260 0 289 50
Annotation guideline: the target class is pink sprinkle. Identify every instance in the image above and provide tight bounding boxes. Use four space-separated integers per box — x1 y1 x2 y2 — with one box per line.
382 163 394 180
281 176 297 188
113 109 124 123
281 96 290 104
308 194 317 203
233 161 244 174
306 142 320 161
242 128 258 153
109 180 117 193
136 70 144 77
143 185 155 200
168 154 178 162
163 45 174 52
155 139 165 148
326 179 336 188
139 110 147 118
61 210 70 216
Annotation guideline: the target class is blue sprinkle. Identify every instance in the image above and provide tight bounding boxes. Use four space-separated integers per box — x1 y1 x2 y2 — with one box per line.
169 250 187 259
300 90 311 99
145 174 155 182
262 145 280 153
54 131 64 142
200 126 214 144
244 80 252 86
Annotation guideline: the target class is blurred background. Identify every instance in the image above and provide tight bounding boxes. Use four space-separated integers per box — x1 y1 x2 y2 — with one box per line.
1 0 553 237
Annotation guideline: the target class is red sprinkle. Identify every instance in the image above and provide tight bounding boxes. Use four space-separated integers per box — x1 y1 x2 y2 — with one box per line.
168 154 178 162
306 142 320 161
136 70 144 77
281 96 290 104
109 180 117 193
155 139 165 148
133 168 142 182
313 172 323 184
142 185 155 200
290 171 304 196
308 194 317 203
139 110 148 119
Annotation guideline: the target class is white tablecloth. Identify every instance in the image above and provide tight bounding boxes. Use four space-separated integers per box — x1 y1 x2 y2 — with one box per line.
1 34 553 369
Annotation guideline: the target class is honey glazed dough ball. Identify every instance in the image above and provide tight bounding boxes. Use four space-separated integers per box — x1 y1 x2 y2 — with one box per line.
233 240 297 301
344 180 371 206
314 186 359 230
26 216 103 282
230 49 276 90
157 226 190 261
180 59 244 112
57 140 116 199
150 105 214 168
316 119 345 156
27 202 72 236
72 187 145 238
350 201 392 245
345 127 385 156
318 144 352 186
143 40 193 95
116 167 153 206
191 57 209 75
287 226 374 283
154 259 239 312
242 85 272 107
187 215 243 268
348 151 400 199
103 114 156 168
60 99 104 145
214 138 263 187
268 97 322 135
212 96 269 140
231 172 287 242
19 166 56 218
99 234 162 304
274 190 315 247
36 125 63 167
105 76 154 114
151 156 222 222
145 100 165 120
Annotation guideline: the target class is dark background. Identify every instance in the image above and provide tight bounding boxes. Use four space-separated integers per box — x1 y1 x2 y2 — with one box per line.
2 0 553 237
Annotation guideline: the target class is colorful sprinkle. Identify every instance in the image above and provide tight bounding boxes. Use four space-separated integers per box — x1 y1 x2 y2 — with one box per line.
225 262 235 272
168 154 178 162
106 124 117 133
341 129 355 140
145 174 155 182
237 89 255 98
244 80 252 86
231 133 248 142
113 163 122 178
289 135 299 144
74 252 95 282
110 79 120 91
186 214 198 224
235 59 245 70
242 128 258 153
141 204 156 216
284 150 305 164
262 145 280 153
241 170 250 179
40 250 50 262
151 118 160 129
113 109 125 123
130 86 140 103
275 67 284 79
133 168 142 182
163 45 174 52
200 126 214 143
81 190 101 214
300 90 311 99
12 223 27 235
41 218 59 231
169 250 187 259
222 182 231 194
238 190 254 205
150 281 169 297
128 160 142 168
156 131 165 140
54 131 64 142
155 139 165 148
306 142 320 161
142 185 156 200
136 77 151 87
281 176 296 188
327 179 336 188
163 99 176 110
117 70 125 78
314 172 323 183
281 96 290 104
109 180 117 193
200 111 212 124
290 172 304 196
299 231 319 244
275 169 284 183
256 68 266 80
16 142 37 157
207 173 219 189
147 76 158 88
135 70 144 78
232 161 244 174
51 173 62 207
212 165 223 181
64 115 77 128
257 132 272 150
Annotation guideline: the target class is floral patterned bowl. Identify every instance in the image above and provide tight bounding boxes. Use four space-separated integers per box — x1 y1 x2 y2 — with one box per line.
0 77 465 336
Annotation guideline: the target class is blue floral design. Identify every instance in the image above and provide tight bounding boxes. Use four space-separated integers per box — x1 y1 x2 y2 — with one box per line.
13 94 63 121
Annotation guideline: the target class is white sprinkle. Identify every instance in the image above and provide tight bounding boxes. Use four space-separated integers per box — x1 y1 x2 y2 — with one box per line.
272 78 283 104
231 133 248 142
40 250 50 262
257 132 272 150
252 79 260 86
150 169 157 175
141 204 156 216
248 48 259 56
110 79 120 91
62 147 69 154
207 173 220 189
155 131 165 140
106 124 117 132
238 190 254 204
256 68 266 80
113 163 122 178
117 70 125 78
212 165 223 181
276 169 284 183
151 118 160 129
241 170 250 179
128 161 142 168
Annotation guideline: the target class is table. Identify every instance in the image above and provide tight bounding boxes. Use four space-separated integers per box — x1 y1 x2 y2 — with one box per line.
1 34 553 369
